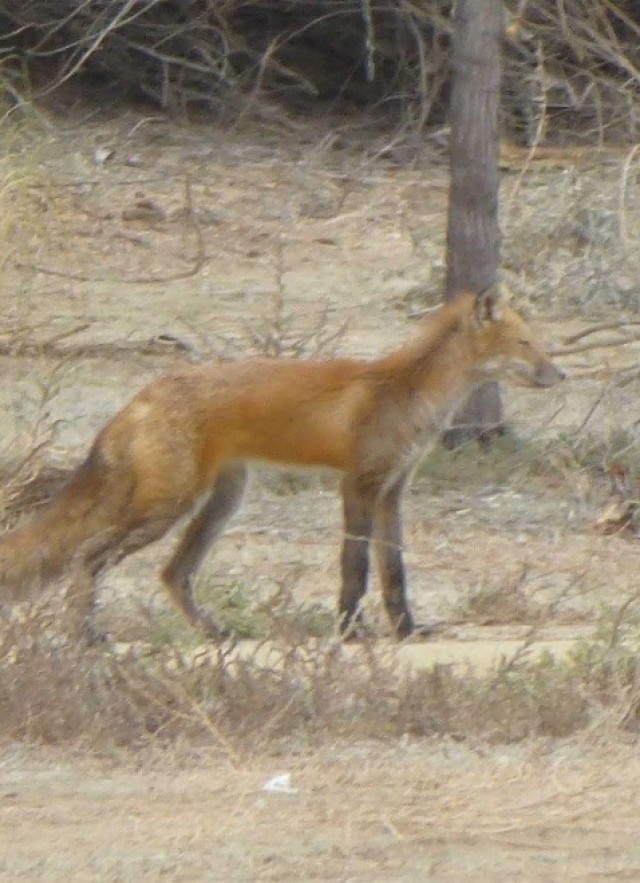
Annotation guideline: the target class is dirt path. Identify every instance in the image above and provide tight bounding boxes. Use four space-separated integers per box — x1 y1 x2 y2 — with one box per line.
226 633 582 674
2 741 639 881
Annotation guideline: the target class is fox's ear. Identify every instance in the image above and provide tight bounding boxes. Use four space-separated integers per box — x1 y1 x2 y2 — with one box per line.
474 283 506 324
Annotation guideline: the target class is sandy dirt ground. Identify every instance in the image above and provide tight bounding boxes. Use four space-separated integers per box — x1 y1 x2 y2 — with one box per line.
2 741 640 880
2 109 640 879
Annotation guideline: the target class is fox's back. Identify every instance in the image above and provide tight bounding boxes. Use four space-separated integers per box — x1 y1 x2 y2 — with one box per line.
192 358 375 469
103 357 374 478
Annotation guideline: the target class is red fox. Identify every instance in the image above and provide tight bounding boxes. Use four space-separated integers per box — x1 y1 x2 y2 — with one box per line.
0 286 564 641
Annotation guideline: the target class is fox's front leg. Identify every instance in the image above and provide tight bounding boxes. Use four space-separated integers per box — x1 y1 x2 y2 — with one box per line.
338 475 378 638
374 476 432 641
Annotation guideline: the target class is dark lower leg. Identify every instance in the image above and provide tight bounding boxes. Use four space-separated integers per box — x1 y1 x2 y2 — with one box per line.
378 547 414 638
374 479 426 640
66 564 101 641
339 477 376 637
72 517 180 640
162 464 247 640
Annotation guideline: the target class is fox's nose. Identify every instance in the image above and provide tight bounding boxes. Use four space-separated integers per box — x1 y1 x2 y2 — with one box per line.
536 361 566 387
554 364 567 382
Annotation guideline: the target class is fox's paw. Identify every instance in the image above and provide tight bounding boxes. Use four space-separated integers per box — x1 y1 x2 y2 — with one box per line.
394 622 434 642
411 623 435 640
338 612 377 643
196 610 234 644
81 619 111 647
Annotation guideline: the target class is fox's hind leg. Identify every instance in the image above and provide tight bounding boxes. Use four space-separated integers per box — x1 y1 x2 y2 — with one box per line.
69 515 181 641
161 463 248 640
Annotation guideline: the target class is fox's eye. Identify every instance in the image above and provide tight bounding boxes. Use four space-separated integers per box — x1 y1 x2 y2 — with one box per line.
518 339 532 349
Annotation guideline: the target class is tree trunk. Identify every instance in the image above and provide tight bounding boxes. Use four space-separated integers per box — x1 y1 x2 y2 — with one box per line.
443 0 504 449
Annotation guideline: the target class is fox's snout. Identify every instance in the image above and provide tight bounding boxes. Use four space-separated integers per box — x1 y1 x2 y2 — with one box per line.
473 354 566 388
533 360 566 388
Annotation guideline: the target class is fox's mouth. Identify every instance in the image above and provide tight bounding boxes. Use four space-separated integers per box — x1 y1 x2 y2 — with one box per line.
531 374 559 388
510 362 566 388
474 360 566 388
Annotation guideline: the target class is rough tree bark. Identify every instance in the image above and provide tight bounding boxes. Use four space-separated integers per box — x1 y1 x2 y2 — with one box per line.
443 0 504 448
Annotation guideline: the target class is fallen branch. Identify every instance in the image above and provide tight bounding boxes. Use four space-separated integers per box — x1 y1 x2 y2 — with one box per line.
563 320 640 345
555 331 640 356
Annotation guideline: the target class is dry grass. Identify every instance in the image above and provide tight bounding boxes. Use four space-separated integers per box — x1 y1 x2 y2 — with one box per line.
503 162 640 314
1 597 640 755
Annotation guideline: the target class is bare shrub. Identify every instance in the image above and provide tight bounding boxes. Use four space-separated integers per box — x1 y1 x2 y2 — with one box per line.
503 162 640 314
205 244 347 362
2 600 640 754
240 290 346 361
1 2 639 141
0 360 74 528
0 611 161 747
396 659 590 741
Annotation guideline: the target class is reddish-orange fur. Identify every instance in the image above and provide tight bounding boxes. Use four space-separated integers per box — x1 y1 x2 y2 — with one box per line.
0 288 564 640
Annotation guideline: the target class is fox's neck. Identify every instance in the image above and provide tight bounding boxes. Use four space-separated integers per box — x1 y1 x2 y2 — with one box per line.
375 298 477 405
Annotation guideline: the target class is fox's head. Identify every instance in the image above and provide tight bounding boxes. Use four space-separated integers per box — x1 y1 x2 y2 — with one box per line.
464 285 566 388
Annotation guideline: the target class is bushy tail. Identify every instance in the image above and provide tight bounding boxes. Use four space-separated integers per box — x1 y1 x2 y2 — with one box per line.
0 448 132 601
